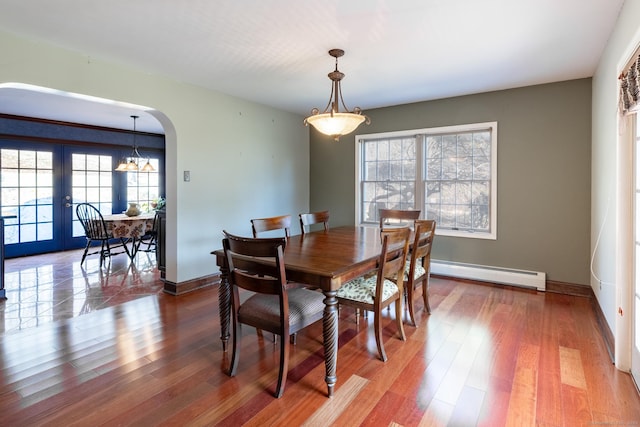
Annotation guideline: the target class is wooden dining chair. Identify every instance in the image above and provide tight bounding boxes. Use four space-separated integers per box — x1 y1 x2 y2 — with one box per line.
222 231 325 398
404 219 436 326
379 208 421 228
251 214 292 238
299 210 330 234
336 227 411 362
252 213 311 339
76 202 131 267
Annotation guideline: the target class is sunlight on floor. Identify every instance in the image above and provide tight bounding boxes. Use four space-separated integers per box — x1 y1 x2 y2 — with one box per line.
0 248 163 335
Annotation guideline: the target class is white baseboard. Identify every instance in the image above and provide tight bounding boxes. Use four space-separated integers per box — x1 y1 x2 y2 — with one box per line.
431 260 546 291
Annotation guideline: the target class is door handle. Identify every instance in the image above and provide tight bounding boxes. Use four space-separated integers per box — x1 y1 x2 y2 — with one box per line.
64 195 72 208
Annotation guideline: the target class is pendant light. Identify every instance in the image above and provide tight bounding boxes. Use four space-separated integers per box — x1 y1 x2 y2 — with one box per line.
304 49 370 141
115 115 155 172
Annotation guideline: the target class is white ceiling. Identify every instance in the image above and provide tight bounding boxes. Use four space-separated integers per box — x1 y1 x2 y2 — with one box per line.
0 0 625 134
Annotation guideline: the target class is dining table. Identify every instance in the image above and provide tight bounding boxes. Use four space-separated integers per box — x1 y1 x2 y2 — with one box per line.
212 225 384 397
102 212 156 259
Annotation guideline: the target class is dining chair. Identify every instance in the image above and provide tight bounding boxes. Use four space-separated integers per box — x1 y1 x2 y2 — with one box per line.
251 214 309 340
404 219 436 326
336 227 411 362
299 210 330 234
379 208 421 228
222 231 325 398
251 214 292 238
136 211 159 253
76 202 131 267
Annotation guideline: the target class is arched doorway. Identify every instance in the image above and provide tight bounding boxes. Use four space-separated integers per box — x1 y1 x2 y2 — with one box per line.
0 83 168 257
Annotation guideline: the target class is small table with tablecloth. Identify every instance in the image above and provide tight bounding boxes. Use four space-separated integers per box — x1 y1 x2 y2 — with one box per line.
102 212 155 259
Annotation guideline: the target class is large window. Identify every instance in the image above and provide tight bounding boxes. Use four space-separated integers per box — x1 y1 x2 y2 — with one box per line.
126 157 161 213
356 122 497 239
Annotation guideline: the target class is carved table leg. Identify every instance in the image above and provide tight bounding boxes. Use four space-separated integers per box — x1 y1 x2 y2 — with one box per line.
218 263 231 352
323 289 339 397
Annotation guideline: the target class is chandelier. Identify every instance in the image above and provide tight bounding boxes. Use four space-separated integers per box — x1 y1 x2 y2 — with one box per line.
115 115 155 172
304 49 370 141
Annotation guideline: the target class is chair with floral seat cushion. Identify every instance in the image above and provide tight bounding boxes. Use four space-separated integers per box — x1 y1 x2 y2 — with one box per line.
336 227 411 362
378 208 421 229
222 231 325 398
376 208 420 319
299 210 330 234
404 219 436 326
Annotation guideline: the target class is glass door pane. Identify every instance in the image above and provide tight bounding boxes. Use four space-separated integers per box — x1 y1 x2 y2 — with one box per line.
63 146 117 249
1 144 62 257
70 153 113 236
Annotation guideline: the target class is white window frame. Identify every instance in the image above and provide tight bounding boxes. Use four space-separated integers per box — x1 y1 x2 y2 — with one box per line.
355 121 498 240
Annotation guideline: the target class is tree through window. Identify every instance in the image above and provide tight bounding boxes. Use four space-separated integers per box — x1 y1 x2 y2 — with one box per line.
356 122 497 239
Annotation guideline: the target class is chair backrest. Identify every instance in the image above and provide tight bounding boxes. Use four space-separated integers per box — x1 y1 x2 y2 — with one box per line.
299 210 330 234
376 227 411 300
408 220 436 274
76 203 110 239
379 209 421 229
151 211 160 234
251 215 292 238
223 231 288 298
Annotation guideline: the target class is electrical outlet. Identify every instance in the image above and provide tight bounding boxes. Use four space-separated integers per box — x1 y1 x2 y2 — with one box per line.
184 170 191 182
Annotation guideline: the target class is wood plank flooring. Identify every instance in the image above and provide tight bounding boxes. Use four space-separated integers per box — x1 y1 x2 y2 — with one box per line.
1 273 639 426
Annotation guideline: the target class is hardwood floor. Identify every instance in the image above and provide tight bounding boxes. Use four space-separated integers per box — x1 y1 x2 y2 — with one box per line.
0 248 163 334
0 251 638 426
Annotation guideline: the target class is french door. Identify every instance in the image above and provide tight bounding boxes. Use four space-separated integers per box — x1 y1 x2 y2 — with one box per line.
0 140 124 257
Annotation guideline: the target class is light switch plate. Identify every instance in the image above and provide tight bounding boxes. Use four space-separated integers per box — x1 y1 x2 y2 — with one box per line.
184 170 191 182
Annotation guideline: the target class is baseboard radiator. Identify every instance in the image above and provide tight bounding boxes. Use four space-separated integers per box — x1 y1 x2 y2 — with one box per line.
431 260 546 291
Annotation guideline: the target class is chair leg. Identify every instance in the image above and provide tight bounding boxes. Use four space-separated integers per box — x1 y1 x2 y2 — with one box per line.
407 281 417 326
121 238 132 260
228 321 240 377
80 240 91 265
423 277 431 314
100 240 108 267
373 309 387 362
275 332 289 398
395 298 406 342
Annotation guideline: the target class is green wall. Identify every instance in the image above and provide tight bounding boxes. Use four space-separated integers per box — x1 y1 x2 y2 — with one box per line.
0 29 309 284
310 79 592 285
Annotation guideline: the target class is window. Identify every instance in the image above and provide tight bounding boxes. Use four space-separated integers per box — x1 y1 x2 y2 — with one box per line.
356 122 497 239
126 157 161 212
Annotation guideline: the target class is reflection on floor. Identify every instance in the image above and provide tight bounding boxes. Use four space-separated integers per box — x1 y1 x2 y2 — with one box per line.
0 248 163 335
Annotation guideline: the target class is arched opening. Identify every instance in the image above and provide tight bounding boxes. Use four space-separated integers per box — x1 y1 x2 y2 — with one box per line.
0 83 174 277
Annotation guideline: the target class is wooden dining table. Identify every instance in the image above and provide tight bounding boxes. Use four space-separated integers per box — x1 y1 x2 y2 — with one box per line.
102 212 156 259
212 226 384 397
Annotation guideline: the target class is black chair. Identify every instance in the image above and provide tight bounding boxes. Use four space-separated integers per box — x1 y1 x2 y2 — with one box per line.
76 203 131 267
223 231 325 398
136 211 159 253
